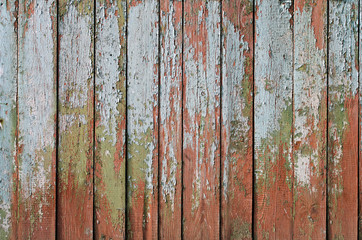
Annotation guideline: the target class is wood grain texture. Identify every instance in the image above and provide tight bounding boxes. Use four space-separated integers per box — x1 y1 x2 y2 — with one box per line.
183 0 221 239
293 0 327 238
254 0 293 238
159 0 182 239
0 1 17 238
17 0 57 238
127 0 159 238
94 0 127 239
58 0 94 238
221 0 253 239
328 0 359 239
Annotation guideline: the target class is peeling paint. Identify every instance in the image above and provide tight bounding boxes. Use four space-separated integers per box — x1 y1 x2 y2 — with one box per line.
183 0 221 239
221 0 253 238
94 0 127 238
127 0 159 238
293 0 327 238
159 0 183 238
328 0 358 238
58 1 94 239
0 1 17 238
254 0 293 238
17 0 57 238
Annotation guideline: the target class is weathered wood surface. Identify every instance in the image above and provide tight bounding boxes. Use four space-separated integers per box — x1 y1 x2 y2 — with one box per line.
0 1 17 238
183 0 221 239
254 0 294 238
328 0 359 239
58 0 94 238
94 0 127 239
2 1 362 239
293 0 327 238
221 0 253 239
159 0 182 239
127 0 159 238
18 0 57 238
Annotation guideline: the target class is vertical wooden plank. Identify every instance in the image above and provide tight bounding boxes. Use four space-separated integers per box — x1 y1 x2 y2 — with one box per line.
127 0 159 238
254 0 293 238
221 0 253 239
328 0 359 238
159 0 182 239
94 0 127 238
58 0 94 238
17 0 57 238
0 1 17 238
360 1 362 238
293 0 327 238
183 0 221 239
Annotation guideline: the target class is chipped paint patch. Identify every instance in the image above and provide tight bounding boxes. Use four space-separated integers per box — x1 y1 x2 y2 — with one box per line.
294 6 326 186
221 18 250 198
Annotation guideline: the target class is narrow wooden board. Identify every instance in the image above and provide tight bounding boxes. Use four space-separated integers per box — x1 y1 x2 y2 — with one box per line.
58 0 94 238
127 0 159 238
254 0 294 238
328 0 359 238
221 0 253 239
360 2 362 238
183 0 221 238
0 1 17 238
17 0 57 238
159 0 183 239
293 0 327 238
94 0 127 239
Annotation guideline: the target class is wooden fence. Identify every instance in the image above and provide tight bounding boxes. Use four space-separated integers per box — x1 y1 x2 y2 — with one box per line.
0 0 361 239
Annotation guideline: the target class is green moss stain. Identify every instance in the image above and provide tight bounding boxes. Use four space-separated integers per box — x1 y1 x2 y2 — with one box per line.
256 100 293 193
230 219 252 239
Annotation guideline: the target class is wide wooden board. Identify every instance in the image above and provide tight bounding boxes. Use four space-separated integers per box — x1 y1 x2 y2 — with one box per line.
17 0 57 238
293 0 327 238
58 0 94 238
328 0 359 238
183 0 221 239
254 0 294 238
127 0 159 238
0 1 17 238
94 0 127 238
221 0 253 239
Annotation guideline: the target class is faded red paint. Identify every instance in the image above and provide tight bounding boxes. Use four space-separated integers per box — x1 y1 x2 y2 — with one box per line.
128 181 158 240
328 94 358 239
295 0 325 50
58 89 94 239
293 90 327 239
58 170 94 239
